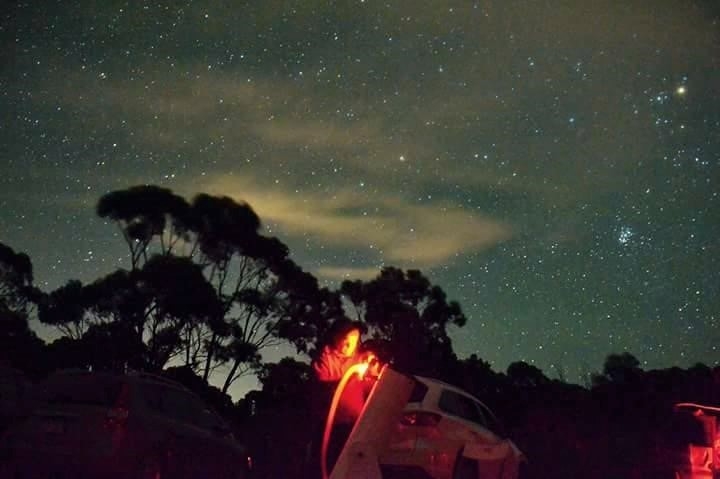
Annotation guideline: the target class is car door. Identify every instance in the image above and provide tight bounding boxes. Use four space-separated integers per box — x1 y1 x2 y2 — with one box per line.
436 390 512 479
139 383 233 478
383 379 432 465
473 400 521 479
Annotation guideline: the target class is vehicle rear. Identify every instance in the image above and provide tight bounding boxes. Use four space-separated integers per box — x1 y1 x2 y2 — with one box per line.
381 378 459 479
129 377 251 479
1 370 251 479
0 366 32 434
380 376 523 479
670 403 719 479
1 371 136 478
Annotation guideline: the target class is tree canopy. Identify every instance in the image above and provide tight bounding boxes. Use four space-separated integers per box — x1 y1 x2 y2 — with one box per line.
340 266 466 376
0 243 45 374
0 242 36 316
37 185 341 393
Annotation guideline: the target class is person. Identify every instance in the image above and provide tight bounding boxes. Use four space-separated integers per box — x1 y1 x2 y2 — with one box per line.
307 319 377 478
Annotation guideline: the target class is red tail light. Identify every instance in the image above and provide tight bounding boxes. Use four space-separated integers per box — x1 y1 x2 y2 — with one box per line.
400 411 441 427
104 407 129 429
105 383 130 429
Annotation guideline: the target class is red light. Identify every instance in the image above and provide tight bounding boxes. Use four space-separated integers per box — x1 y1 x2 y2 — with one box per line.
400 411 441 427
105 383 130 430
104 407 129 429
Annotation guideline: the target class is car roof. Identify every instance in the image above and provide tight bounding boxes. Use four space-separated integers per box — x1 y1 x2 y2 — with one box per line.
414 375 458 391
413 375 493 409
45 369 187 389
675 402 720 415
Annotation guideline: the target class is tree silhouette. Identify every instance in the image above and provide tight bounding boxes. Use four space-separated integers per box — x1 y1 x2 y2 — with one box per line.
186 193 337 391
240 357 315 479
507 361 551 389
40 322 146 372
140 255 223 369
270 258 345 355
255 357 313 407
40 256 221 371
185 194 290 388
96 185 193 268
42 185 334 392
38 279 88 339
592 351 643 386
438 354 507 410
340 266 466 376
0 242 46 375
0 306 46 376
0 242 37 316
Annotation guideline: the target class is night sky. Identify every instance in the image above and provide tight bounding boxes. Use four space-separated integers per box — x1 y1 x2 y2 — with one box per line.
3 1 719 397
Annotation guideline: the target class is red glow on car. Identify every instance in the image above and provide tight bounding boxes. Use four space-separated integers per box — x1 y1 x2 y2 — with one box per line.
400 411 442 427
104 406 129 429
104 383 131 451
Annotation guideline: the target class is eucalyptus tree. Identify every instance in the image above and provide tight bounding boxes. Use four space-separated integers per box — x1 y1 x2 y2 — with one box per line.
58 185 336 392
592 352 643 386
0 242 36 316
0 242 45 373
189 193 343 391
39 255 221 371
96 185 193 267
340 266 466 376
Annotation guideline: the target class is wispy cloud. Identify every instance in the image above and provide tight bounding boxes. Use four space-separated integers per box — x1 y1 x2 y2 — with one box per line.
42 63 606 208
189 174 512 273
315 266 381 282
251 118 381 150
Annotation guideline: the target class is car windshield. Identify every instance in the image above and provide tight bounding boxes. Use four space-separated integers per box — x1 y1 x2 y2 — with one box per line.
39 375 123 407
438 389 487 427
408 380 429 403
139 383 225 430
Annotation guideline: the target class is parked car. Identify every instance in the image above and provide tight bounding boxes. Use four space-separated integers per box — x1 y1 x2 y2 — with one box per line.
670 402 720 479
0 365 32 434
0 369 251 479
379 375 525 479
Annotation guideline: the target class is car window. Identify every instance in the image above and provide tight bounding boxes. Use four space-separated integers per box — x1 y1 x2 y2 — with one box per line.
40 375 123 407
140 383 223 431
438 389 487 427
408 380 429 403
475 401 505 437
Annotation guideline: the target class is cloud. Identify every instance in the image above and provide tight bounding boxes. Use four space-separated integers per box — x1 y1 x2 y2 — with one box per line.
188 174 512 273
315 266 381 282
38 61 605 209
251 118 381 150
35 0 710 225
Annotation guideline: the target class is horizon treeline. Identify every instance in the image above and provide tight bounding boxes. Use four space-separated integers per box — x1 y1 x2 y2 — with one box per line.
1 184 716 399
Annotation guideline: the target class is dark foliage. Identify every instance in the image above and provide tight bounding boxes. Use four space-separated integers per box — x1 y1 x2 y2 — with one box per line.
39 186 342 393
235 353 719 479
2 201 719 479
340 266 465 377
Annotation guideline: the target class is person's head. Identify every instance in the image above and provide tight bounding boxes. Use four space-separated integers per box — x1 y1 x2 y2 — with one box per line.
325 319 363 358
335 328 360 358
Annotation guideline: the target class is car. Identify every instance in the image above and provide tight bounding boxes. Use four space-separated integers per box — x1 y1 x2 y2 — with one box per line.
669 402 720 479
0 369 251 479
379 375 525 479
0 365 33 434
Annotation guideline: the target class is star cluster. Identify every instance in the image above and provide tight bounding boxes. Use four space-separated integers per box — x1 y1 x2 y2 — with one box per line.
2 1 719 392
